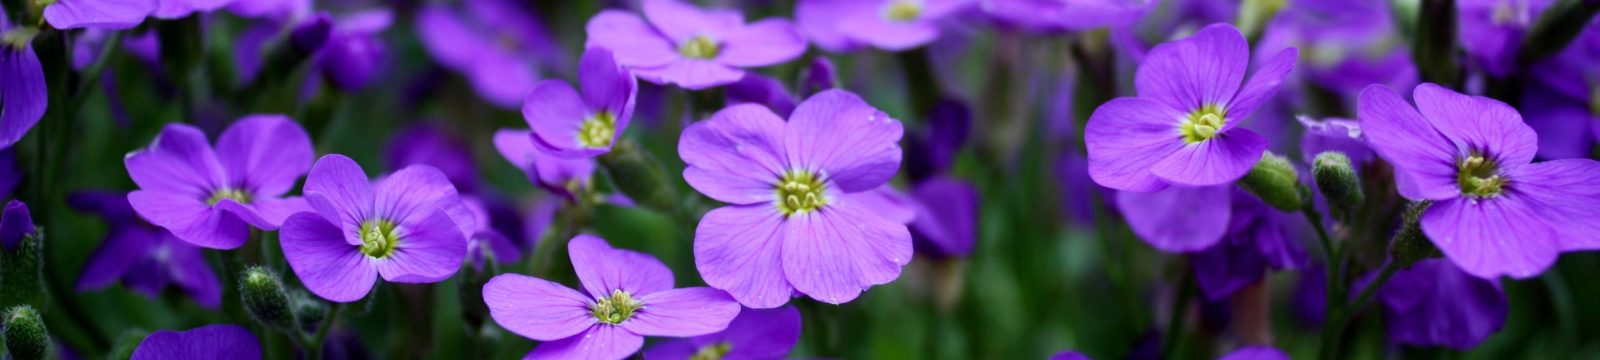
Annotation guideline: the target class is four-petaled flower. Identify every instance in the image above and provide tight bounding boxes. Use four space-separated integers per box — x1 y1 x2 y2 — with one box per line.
798 0 977 52
586 0 806 90
524 47 638 158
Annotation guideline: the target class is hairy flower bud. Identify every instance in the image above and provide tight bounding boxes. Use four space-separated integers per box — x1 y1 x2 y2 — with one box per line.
108 329 150 360
4 306 49 360
1390 201 1442 269
1 228 46 310
597 139 679 214
241 267 295 331
1238 151 1303 212
1313 152 1365 215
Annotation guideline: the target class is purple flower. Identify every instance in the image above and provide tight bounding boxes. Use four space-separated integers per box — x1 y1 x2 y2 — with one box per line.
1372 258 1507 350
386 123 480 194
981 0 1152 33
909 177 979 258
726 73 798 118
1086 24 1297 192
1192 190 1308 301
43 0 157 30
71 191 221 308
851 185 918 225
681 89 910 307
1254 0 1416 96
1357 83 1600 279
280 154 472 302
1217 346 1289 360
483 235 741 360
1048 351 1093 360
0 149 17 198
1522 24 1600 160
417 0 564 108
226 0 306 19
586 0 806 90
0 16 46 150
905 99 970 180
494 129 598 200
1116 185 1232 252
800 57 838 98
314 9 391 91
463 197 521 270
125 115 314 249
797 0 976 52
1297 116 1373 166
130 324 261 360
643 306 802 360
1 200 32 252
524 48 638 158
1458 0 1555 78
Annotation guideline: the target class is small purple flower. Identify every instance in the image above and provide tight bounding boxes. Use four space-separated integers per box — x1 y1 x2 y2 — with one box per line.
1048 351 1093 360
1297 116 1373 166
797 0 976 52
726 73 798 118
1458 0 1555 78
280 154 472 302
0 15 46 150
1086 24 1297 192
130 324 261 360
314 9 391 92
1523 24 1600 160
909 177 979 258
524 47 637 158
586 0 807 90
1192 190 1309 301
905 99 970 180
43 0 157 30
1358 83 1600 278
682 89 910 307
1372 258 1507 350
1254 0 1416 96
800 57 838 98
1 200 32 252
386 123 480 194
125 115 314 249
981 0 1152 33
417 0 565 108
1217 346 1289 360
463 196 521 271
72 191 221 308
483 235 741 360
643 305 802 360
494 129 598 200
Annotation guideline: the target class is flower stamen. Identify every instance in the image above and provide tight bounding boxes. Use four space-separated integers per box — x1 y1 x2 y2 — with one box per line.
1458 155 1507 197
359 220 399 258
679 35 720 59
690 342 732 360
206 188 253 206
1180 104 1227 144
883 0 923 22
590 289 643 325
775 170 827 216
577 111 617 148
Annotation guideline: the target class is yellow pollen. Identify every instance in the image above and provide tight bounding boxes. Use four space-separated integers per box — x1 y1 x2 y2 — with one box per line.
577 111 617 148
679 35 720 59
1458 154 1507 197
206 188 253 206
690 343 732 360
1180 104 1227 144
884 0 923 22
590 289 643 325
359 220 399 258
775 169 827 216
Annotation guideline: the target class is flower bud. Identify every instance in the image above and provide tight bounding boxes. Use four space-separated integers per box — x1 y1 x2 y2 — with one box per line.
4 306 50 360
1389 201 1441 269
1 201 46 309
294 293 329 333
240 267 295 331
1313 152 1364 215
800 57 838 98
108 329 151 360
597 139 679 214
1238 151 1302 212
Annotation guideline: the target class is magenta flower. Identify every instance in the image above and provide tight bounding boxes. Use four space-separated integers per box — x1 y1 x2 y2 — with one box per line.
280 155 472 302
681 89 911 308
643 306 802 360
524 47 637 158
131 324 261 360
586 0 806 90
483 235 741 360
1358 83 1600 279
43 0 157 30
797 0 976 52
1085 24 1297 192
125 115 314 249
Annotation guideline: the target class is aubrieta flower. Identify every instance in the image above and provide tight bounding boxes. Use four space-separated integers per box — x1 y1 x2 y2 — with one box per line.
1086 24 1297 192
726 73 798 118
1191 190 1308 301
1358 83 1600 278
797 0 976 52
681 89 910 308
980 0 1152 34
418 0 564 108
387 123 481 194
1458 0 1554 78
463 197 521 271
1 200 31 252
525 47 637 158
1117 185 1232 252
586 0 806 90
643 306 802 360
909 177 979 258
125 115 314 249
43 0 156 30
1048 351 1091 360
1522 23 1600 160
1370 259 1506 350
72 191 221 308
130 324 261 360
483 235 740 360
1216 346 1289 360
1297 116 1372 166
280 154 472 302
1254 0 1416 96
313 9 391 92
0 13 46 150
495 128 598 200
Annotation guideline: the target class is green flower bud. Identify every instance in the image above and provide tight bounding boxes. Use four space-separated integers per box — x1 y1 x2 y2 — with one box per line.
240 267 295 331
1313 152 1365 215
4 306 49 360
2 228 47 310
597 139 679 214
1389 201 1442 269
107 329 151 360
1238 151 1303 212
293 293 328 334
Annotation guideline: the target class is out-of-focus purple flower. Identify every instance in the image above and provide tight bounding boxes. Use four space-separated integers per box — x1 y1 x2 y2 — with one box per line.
280 155 472 302
1192 190 1308 301
125 115 314 249
155 0 236 19
1523 24 1600 160
853 185 918 226
386 123 480 194
801 57 838 98
1086 24 1297 192
521 197 560 250
587 0 806 90
0 148 17 198
524 48 638 158
463 197 521 271
1372 258 1507 350
417 0 564 108
484 235 741 360
909 177 979 258
227 0 307 19
1458 0 1555 78
727 73 798 118
314 9 390 91
290 13 333 53
981 0 1152 33
0 15 46 150
1116 185 1232 252
1216 346 1289 360
494 129 598 200
1048 351 1093 360
798 0 977 52
130 324 261 360
682 89 910 308
72 191 221 308
644 305 802 360
1357 83 1600 279
1255 0 1416 96
1 200 31 252
1056 150 1102 227
905 100 971 180
1292 266 1327 327
1297 116 1373 166
44 0 157 30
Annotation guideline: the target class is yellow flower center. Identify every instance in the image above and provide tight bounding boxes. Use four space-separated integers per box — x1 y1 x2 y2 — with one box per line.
679 35 720 60
690 343 732 360
884 0 923 22
775 170 827 216
590 289 643 325
1180 104 1226 144
1457 155 1506 198
206 188 253 206
578 111 618 148
359 220 399 258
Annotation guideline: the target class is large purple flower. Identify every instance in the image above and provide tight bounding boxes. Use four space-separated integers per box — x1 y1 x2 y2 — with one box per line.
72 191 221 308
643 305 802 360
797 0 976 52
1458 0 1555 78
586 0 807 90
125 115 314 249
1357 83 1600 279
43 0 157 30
1086 24 1297 192
524 47 637 158
681 89 910 308
483 235 741 360
130 324 261 360
0 14 46 150
280 155 471 302
494 129 598 200
1371 259 1506 350
981 0 1152 34
417 0 564 108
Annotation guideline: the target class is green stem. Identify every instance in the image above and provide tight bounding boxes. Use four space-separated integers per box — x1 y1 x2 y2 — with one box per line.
301 303 343 360
1318 261 1400 360
897 47 941 121
1160 268 1194 360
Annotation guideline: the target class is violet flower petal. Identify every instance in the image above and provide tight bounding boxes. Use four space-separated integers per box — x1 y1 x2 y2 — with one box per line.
681 104 789 205
623 287 740 337
570 234 676 298
280 212 377 302
781 198 912 304
694 204 792 309
784 89 903 193
483 273 596 341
